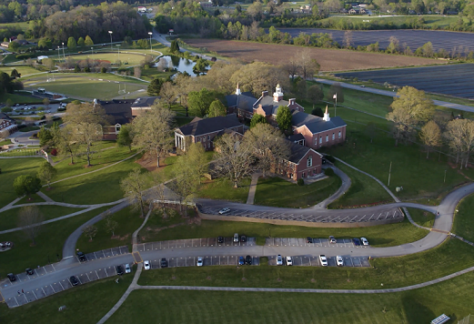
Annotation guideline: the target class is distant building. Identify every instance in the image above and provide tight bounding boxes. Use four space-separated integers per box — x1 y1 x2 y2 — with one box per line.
0 113 17 134
94 99 134 140
131 96 159 117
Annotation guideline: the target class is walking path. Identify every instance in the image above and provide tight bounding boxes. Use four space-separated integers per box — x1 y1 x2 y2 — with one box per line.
313 165 351 209
246 173 260 205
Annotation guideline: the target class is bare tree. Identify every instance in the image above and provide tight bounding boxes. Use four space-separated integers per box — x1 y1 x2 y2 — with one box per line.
51 123 79 164
444 119 474 169
297 49 320 80
387 107 416 146
157 58 169 72
420 120 441 159
159 82 175 109
82 225 98 242
120 169 150 217
18 206 44 246
103 212 118 237
343 31 353 49
134 66 142 79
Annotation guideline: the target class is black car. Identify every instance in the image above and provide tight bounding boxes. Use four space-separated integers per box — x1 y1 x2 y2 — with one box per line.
77 251 86 262
25 268 34 275
7 273 16 282
70 276 80 286
240 235 247 243
352 238 361 246
245 255 252 265
116 265 124 275
161 258 168 268
217 236 224 243
307 237 313 243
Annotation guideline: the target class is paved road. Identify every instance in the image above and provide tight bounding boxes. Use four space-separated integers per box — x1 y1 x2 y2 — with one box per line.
8 129 40 146
315 78 474 113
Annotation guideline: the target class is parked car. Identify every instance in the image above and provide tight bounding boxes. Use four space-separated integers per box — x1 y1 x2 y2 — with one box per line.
352 238 361 246
218 207 230 215
144 260 151 270
7 273 16 282
286 256 293 266
336 255 344 267
245 255 252 265
361 237 369 246
276 254 283 266
319 255 328 266
239 256 245 265
70 276 80 286
160 258 168 268
306 237 313 243
116 265 124 275
125 264 131 274
233 233 239 243
25 268 34 275
77 251 86 262
329 236 337 244
217 236 224 243
240 235 247 243
197 257 203 267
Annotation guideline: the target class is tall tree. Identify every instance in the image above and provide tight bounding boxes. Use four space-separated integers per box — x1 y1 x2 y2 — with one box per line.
420 120 441 159
67 36 76 49
120 169 150 217
390 86 434 123
117 124 133 152
276 106 293 133
208 99 227 117
188 88 216 117
82 225 98 242
170 40 180 54
51 123 79 164
84 35 94 46
307 84 324 104
159 82 175 109
444 119 474 169
297 49 320 80
250 114 267 128
37 161 57 189
18 206 44 246
13 175 41 198
132 102 175 167
147 78 164 96
62 102 108 167
104 213 118 237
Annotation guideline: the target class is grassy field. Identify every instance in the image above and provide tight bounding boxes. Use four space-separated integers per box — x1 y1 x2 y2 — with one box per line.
254 175 341 208
0 92 40 104
0 148 41 156
0 207 109 275
76 206 143 253
67 53 150 66
13 193 45 205
329 162 394 208
407 207 435 228
453 194 474 242
0 139 12 145
139 67 174 82
0 65 41 77
0 205 84 231
197 177 251 203
0 274 133 324
146 217 427 247
0 158 43 208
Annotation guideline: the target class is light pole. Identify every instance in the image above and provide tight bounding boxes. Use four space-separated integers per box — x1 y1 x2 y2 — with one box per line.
333 93 338 117
91 47 93 55
62 42 65 62
148 32 153 53
108 31 113 51
116 44 120 61
57 46 60 62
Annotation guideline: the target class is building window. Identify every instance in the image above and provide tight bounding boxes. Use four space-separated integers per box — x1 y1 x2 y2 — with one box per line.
319 137 322 144
332 133 335 140
338 131 341 138
208 135 210 141
326 135 328 142
307 156 312 167
203 137 206 142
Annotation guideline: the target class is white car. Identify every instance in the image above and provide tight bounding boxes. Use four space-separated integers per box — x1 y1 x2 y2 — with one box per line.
144 260 151 270
361 237 369 246
336 256 344 267
218 207 230 215
276 254 283 266
286 256 293 266
197 257 203 267
125 263 131 273
319 255 328 267
233 233 239 243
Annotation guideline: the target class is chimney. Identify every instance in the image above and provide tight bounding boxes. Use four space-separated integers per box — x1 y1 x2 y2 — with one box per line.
323 105 330 122
288 98 295 106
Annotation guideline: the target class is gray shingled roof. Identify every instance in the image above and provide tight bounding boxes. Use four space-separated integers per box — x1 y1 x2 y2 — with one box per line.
287 133 305 142
253 95 289 116
288 142 311 164
225 92 256 113
132 97 159 108
292 111 346 134
177 114 241 136
97 99 134 125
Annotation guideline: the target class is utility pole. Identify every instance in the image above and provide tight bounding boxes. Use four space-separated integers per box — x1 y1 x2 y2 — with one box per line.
387 161 392 186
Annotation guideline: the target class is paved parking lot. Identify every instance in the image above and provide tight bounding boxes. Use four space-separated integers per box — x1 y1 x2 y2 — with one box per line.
144 255 260 269
267 255 371 268
4 264 130 308
137 237 256 253
83 246 129 262
200 206 404 224
265 237 369 249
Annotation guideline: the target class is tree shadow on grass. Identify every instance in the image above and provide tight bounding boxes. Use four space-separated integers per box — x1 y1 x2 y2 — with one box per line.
402 295 436 324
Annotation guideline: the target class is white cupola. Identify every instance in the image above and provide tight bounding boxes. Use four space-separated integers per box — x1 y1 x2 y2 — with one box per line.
273 83 283 102
235 83 241 95
323 105 331 122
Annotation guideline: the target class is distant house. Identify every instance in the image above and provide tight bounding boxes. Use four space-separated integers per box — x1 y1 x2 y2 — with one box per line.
131 96 159 117
225 84 257 120
94 99 134 140
0 113 17 134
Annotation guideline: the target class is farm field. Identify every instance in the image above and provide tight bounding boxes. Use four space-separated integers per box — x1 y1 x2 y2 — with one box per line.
184 39 443 71
336 64 474 99
277 28 474 52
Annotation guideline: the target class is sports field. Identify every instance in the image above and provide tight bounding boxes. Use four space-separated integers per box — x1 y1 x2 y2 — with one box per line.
69 52 154 66
0 66 41 77
336 64 474 99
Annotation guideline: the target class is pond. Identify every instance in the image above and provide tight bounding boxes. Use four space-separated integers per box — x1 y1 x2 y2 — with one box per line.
154 55 209 77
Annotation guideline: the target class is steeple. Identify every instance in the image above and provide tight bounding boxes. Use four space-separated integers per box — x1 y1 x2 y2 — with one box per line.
235 83 241 95
273 83 283 102
323 105 330 122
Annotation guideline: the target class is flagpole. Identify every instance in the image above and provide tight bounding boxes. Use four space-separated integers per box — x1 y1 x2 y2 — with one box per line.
333 93 337 117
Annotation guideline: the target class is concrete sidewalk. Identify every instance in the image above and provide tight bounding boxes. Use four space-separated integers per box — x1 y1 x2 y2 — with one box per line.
246 173 260 205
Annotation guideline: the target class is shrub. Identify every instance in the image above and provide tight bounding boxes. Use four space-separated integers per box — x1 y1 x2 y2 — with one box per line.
324 168 335 176
297 178 304 186
50 148 57 156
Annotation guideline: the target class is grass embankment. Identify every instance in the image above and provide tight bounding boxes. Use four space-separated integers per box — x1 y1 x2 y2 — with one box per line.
453 194 474 242
0 148 41 155
254 175 341 208
76 206 143 253
0 158 43 208
0 207 110 275
329 162 394 208
146 217 426 247
197 177 251 203
0 205 84 231
0 274 133 324
0 139 12 145
406 207 435 228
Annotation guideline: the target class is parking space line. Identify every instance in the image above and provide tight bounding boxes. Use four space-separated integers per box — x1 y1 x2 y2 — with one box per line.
110 248 114 256
41 287 46 295
13 297 19 306
42 266 48 274
51 264 56 271
59 281 64 290
104 268 109 277
85 273 91 281
50 284 58 293
32 290 37 299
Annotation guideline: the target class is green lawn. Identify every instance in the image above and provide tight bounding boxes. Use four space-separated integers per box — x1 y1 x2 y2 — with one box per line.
453 194 474 242
407 207 435 228
329 162 394 208
76 206 143 253
0 139 12 145
0 158 43 208
197 177 251 203
0 205 84 231
0 207 109 275
0 92 40 104
139 67 174 81
0 273 133 324
67 53 150 66
0 148 41 156
149 217 427 247
13 193 45 205
0 65 41 77
254 175 341 208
